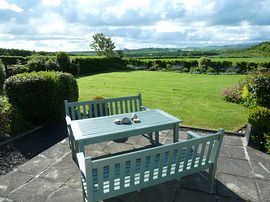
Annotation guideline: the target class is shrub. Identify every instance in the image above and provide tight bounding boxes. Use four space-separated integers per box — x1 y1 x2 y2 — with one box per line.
27 56 56 72
247 106 270 151
0 61 5 89
190 66 204 74
8 65 29 76
206 67 216 74
241 84 256 107
235 61 248 73
265 133 270 155
248 73 270 108
56 52 70 72
221 83 243 103
198 57 212 72
0 96 12 135
0 96 31 136
4 71 78 125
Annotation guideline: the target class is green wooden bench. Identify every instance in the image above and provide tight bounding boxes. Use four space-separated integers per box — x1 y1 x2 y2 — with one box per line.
65 94 148 121
76 129 224 202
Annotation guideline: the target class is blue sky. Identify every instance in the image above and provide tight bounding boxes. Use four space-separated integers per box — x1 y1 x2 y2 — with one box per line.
0 0 270 51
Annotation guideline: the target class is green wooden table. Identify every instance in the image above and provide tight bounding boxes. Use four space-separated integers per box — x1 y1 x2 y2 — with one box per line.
69 109 182 154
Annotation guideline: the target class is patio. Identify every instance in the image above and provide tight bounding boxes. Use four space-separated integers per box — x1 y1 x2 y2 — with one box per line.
0 128 269 202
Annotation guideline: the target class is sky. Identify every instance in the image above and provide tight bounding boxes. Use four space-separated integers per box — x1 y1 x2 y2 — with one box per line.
0 0 270 52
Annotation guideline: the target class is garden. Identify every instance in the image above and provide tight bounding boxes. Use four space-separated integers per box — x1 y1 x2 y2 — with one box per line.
0 52 270 154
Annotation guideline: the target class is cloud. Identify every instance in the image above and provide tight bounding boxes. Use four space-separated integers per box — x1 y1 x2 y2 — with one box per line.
0 0 270 51
0 0 23 12
41 0 62 7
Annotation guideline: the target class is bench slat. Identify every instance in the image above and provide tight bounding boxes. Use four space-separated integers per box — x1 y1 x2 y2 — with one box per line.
199 142 206 166
206 140 214 163
115 101 119 114
120 101 123 114
134 98 138 111
129 99 133 112
83 105 87 118
191 143 199 168
99 102 103 117
183 145 191 171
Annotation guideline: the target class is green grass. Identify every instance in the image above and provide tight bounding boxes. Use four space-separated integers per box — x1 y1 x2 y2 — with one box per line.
77 71 249 132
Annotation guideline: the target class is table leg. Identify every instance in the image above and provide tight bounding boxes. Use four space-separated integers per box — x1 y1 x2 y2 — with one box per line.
75 141 85 154
173 124 179 142
155 131 159 144
148 133 153 144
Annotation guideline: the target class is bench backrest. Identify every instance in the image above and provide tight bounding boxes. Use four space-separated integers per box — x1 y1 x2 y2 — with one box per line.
83 129 224 202
65 94 143 120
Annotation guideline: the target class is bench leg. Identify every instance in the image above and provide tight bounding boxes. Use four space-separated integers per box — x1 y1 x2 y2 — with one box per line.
209 165 217 194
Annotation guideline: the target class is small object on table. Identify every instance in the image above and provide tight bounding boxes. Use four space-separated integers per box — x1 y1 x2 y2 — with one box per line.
121 117 132 124
133 118 140 123
131 113 137 120
114 118 121 124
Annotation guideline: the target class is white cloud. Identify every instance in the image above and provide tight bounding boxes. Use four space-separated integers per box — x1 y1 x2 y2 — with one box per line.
41 0 62 7
0 0 24 12
0 0 270 51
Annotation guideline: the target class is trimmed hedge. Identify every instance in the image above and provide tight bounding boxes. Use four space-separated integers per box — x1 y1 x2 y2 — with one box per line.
4 71 78 125
72 57 125 74
0 56 27 66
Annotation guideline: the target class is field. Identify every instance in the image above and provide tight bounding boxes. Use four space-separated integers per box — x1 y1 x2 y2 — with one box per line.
138 57 270 63
77 71 249 131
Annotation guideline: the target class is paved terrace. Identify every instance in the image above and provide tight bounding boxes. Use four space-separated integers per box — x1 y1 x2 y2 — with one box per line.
0 129 270 202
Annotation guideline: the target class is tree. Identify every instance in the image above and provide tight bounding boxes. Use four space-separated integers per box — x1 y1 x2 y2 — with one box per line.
90 33 115 57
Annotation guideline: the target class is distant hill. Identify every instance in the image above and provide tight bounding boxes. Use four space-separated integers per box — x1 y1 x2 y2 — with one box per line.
1 41 269 58
249 41 270 56
181 42 258 51
221 41 270 57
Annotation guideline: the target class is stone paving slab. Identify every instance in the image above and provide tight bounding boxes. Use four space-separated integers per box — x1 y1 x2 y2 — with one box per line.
0 170 34 198
217 173 260 201
8 177 62 202
1 129 270 202
17 154 56 176
247 147 270 181
219 145 247 160
217 157 254 178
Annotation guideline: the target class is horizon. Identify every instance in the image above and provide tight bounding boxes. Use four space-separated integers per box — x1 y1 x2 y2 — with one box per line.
0 0 270 52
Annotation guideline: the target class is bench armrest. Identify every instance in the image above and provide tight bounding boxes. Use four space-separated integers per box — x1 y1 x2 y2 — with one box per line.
187 131 202 139
141 105 151 111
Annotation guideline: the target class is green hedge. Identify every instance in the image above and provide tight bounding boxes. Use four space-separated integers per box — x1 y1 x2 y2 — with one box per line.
72 57 125 74
124 58 270 74
4 71 78 125
0 56 27 66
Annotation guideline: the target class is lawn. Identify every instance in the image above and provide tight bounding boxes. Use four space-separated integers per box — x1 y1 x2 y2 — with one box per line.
77 71 249 131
